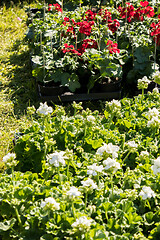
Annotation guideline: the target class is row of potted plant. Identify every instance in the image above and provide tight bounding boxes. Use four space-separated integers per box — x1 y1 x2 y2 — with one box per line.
27 0 160 96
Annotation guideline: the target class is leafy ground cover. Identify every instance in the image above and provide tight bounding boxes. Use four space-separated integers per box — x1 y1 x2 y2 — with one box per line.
2 88 160 239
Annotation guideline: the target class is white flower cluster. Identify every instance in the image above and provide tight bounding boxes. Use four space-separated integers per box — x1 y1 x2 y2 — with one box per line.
36 102 53 116
81 178 98 190
96 142 119 159
126 140 138 150
47 151 66 167
146 108 159 120
87 163 104 176
147 116 160 128
86 115 95 122
152 87 159 94
103 157 121 173
107 99 121 111
71 216 92 232
137 76 151 90
151 157 160 175
2 152 17 168
139 186 155 200
140 151 149 157
66 186 81 199
152 71 160 85
139 151 149 161
41 197 60 210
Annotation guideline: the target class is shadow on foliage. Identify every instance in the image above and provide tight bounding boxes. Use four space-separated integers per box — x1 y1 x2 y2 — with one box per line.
3 37 39 116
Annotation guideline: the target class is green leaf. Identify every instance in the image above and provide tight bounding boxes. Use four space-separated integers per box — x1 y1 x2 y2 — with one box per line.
123 120 132 129
67 73 80 92
93 229 107 239
60 72 70 86
85 138 103 149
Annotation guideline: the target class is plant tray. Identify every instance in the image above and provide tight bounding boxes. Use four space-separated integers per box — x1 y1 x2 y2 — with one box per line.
37 85 121 102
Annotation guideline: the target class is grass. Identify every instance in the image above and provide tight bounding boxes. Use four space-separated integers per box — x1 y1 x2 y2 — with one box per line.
0 1 39 169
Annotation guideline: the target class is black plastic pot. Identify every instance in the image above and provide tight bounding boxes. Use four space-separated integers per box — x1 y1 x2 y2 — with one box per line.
97 79 122 92
38 83 67 97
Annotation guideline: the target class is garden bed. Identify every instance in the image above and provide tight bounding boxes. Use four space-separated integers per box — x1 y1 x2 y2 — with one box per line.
2 88 160 239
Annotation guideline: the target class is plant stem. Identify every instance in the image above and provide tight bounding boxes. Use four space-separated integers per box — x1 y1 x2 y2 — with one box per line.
110 174 114 197
11 168 23 229
84 192 88 210
67 162 70 180
122 150 131 163
72 201 76 218
141 88 144 103
14 206 23 229
57 167 62 185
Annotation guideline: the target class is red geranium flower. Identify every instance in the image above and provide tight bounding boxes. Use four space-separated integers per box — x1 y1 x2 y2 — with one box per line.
118 3 135 22
140 1 149 7
53 3 62 12
106 40 120 54
85 10 97 21
108 19 120 33
78 39 98 54
61 43 81 56
150 22 160 46
48 4 52 11
77 21 94 36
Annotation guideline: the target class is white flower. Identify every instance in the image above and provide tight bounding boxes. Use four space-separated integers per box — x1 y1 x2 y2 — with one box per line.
140 151 149 157
71 216 92 232
41 197 60 210
96 143 119 159
81 178 98 190
126 140 138 150
103 157 121 173
147 116 160 128
107 99 121 112
47 151 66 167
151 157 160 175
146 107 159 119
87 163 104 176
36 102 53 116
152 87 159 94
152 71 160 85
66 186 81 198
87 115 95 122
2 153 16 163
139 186 155 200
137 76 151 90
2 153 17 168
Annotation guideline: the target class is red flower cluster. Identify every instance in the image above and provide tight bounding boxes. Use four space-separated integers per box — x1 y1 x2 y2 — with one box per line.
139 1 155 18
62 17 77 36
108 19 120 33
118 3 135 23
98 9 120 33
78 39 98 54
98 9 112 21
118 1 154 22
106 40 120 54
48 3 62 12
61 43 81 56
151 21 160 46
84 10 97 21
77 21 94 36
